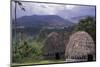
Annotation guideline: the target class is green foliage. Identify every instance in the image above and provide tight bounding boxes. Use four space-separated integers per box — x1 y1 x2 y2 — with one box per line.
12 16 96 64
12 27 72 63
12 33 44 63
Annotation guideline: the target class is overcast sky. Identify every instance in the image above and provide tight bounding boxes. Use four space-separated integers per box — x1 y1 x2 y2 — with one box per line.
12 1 96 20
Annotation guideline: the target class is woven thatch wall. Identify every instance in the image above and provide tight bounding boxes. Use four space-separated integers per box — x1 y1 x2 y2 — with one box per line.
43 32 65 60
65 31 96 61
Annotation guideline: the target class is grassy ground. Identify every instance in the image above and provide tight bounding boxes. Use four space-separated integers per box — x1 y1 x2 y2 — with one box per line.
11 60 66 66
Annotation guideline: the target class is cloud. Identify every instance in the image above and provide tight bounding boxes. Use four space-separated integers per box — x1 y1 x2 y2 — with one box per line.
12 1 95 19
65 5 76 10
30 3 66 15
57 5 95 19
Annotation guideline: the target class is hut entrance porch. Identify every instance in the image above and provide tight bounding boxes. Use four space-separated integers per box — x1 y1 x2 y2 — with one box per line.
88 54 93 61
55 52 60 60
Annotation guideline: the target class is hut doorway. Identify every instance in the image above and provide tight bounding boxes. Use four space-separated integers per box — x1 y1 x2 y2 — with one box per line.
88 54 93 61
55 52 60 60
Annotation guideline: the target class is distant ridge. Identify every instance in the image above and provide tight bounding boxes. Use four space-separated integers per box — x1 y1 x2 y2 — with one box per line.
13 15 74 28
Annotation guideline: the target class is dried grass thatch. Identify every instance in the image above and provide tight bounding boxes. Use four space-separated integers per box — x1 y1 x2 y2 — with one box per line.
43 32 65 60
65 31 96 61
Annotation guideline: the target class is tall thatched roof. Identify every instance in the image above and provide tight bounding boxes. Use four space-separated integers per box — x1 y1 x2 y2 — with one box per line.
65 31 95 58
43 32 65 54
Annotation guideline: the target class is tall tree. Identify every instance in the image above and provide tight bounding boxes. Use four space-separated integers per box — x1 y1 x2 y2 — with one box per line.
75 16 96 43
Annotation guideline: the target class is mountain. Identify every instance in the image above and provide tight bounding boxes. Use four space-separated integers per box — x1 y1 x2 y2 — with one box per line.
13 15 73 28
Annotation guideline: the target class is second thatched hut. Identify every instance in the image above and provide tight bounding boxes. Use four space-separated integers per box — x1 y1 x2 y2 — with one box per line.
43 32 65 60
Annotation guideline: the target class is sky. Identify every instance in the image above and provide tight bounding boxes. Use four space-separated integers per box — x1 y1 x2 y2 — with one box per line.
12 1 96 20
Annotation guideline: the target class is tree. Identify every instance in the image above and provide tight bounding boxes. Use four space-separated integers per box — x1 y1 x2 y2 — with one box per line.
12 0 26 45
12 0 26 62
75 16 96 43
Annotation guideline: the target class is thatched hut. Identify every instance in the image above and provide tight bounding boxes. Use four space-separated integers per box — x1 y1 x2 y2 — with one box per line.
65 31 96 62
43 32 65 60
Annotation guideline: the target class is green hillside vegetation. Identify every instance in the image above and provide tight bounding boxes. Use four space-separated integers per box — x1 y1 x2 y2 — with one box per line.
12 16 96 65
